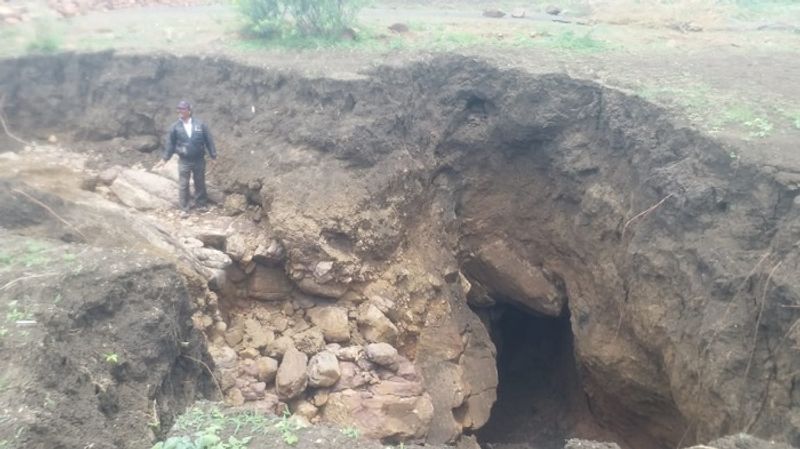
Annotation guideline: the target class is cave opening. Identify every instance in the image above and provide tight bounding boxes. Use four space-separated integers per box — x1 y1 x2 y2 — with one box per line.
475 303 620 449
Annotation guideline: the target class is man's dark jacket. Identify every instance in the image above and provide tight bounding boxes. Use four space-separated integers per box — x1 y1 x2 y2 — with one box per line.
164 118 217 161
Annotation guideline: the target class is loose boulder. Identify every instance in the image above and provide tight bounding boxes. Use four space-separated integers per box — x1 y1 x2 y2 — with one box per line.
276 347 308 400
307 351 341 387
307 306 350 343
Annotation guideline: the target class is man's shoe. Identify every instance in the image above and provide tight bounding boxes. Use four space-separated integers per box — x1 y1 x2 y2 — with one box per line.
196 205 209 213
179 210 190 219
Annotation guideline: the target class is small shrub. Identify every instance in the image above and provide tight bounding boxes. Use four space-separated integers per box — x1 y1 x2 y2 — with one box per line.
237 0 369 39
26 21 61 54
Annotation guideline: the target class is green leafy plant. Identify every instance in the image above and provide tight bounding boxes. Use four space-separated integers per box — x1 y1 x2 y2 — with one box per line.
743 117 773 138
275 408 300 446
237 0 369 39
5 301 32 323
152 425 251 449
104 352 120 365
340 426 360 439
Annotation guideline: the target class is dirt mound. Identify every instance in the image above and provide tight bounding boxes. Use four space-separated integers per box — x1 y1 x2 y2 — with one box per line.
2 53 800 449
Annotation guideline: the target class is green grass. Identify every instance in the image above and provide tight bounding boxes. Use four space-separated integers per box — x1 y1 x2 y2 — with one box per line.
5 300 33 323
233 19 610 53
0 239 78 271
636 83 789 138
26 20 62 54
780 109 800 130
541 30 607 52
154 404 314 449
720 104 773 138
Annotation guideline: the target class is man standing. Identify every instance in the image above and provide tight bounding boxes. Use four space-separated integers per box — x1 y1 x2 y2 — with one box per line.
163 100 217 217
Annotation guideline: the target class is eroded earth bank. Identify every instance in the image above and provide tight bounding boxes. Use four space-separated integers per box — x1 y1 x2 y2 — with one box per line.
1 53 799 449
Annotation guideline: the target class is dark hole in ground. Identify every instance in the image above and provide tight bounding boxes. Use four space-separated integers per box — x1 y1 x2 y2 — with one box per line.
475 303 622 449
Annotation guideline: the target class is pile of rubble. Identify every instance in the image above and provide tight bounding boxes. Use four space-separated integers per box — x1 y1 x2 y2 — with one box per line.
188 228 435 441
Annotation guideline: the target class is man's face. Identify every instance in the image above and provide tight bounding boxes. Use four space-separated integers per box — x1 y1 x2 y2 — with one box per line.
177 107 191 120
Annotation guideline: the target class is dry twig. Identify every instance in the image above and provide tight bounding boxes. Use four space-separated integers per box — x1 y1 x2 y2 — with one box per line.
11 188 87 241
181 354 224 400
0 93 31 146
622 193 674 237
0 272 58 291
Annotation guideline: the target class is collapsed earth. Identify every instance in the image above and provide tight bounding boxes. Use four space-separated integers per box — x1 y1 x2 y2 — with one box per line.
1 3 800 449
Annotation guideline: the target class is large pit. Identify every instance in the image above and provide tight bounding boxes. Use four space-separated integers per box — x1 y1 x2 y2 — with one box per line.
1 53 799 449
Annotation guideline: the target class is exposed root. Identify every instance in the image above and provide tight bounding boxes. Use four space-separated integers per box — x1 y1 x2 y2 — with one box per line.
0 272 59 291
702 251 771 360
0 93 31 146
181 354 224 400
622 193 674 237
11 188 87 242
743 260 783 380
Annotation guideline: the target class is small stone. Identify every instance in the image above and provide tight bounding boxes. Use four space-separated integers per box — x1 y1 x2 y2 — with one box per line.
225 327 244 346
310 389 329 407
336 346 364 362
267 336 294 358
292 327 326 355
244 318 275 349
291 399 318 420
224 193 247 216
307 307 350 343
365 343 399 367
227 388 245 406
545 5 562 15
225 233 247 261
511 8 526 18
48 135 58 143
240 347 260 359
482 9 505 18
307 351 341 387
255 356 279 383
388 23 409 33
356 303 398 344
313 261 334 281
276 348 309 400
209 345 238 370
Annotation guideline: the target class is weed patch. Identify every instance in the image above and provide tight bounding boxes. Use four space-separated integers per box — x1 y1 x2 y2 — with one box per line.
543 30 607 52
5 301 33 323
26 20 62 54
153 404 320 449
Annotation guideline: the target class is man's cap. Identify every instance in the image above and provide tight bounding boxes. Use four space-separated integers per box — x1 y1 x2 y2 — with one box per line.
177 100 192 110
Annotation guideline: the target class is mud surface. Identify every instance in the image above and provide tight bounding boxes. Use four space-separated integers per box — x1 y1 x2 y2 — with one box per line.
1 53 800 449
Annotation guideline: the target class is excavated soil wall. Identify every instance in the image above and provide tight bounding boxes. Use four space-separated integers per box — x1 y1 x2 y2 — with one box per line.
2 52 800 448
